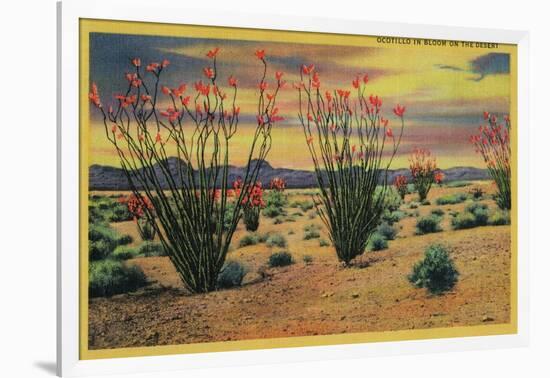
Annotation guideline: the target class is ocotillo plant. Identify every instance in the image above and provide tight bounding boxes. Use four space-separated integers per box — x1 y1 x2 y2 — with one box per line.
470 112 511 210
269 177 286 191
122 194 157 241
233 178 265 232
393 174 408 200
295 67 406 265
409 148 438 202
89 48 284 293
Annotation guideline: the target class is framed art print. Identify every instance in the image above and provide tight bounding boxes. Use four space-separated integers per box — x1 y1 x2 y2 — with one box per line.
57 1 530 376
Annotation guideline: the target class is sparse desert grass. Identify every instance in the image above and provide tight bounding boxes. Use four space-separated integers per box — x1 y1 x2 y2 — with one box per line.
445 181 472 188
303 224 321 240
266 233 287 248
436 192 469 205
137 241 165 257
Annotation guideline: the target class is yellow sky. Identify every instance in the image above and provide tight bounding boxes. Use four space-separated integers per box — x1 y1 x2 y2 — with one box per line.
88 30 513 170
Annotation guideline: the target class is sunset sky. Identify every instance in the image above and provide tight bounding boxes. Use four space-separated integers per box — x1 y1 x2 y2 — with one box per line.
88 31 512 170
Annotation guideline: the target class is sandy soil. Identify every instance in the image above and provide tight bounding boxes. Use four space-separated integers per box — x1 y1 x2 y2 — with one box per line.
89 182 511 349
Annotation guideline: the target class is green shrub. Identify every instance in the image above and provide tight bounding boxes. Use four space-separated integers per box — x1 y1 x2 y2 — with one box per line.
297 200 314 212
436 193 468 205
303 255 313 264
89 259 147 297
465 201 488 213
88 224 131 261
415 215 442 234
421 199 431 206
431 208 445 216
379 187 402 212
319 238 330 247
377 222 397 240
109 203 132 222
239 233 260 247
268 251 293 267
452 202 490 229
112 245 139 260
262 205 284 218
408 244 459 295
273 217 284 225
488 210 511 226
89 239 114 261
409 202 419 209
137 241 165 257
303 224 321 240
368 233 388 251
265 191 287 208
266 233 287 248
382 210 405 225
451 212 477 229
216 261 247 289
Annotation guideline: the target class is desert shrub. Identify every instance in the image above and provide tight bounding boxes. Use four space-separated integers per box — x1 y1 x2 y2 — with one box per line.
243 206 261 232
469 186 485 200
88 205 106 224
273 217 284 225
465 202 488 214
393 175 408 199
488 210 511 226
451 212 477 229
88 224 131 261
377 222 397 240
421 199 431 206
382 210 405 225
415 215 442 235
89 223 119 243
380 187 403 212
450 202 489 229
303 224 321 240
291 211 303 217
297 200 314 212
216 261 247 289
431 208 445 216
288 230 295 235
265 190 287 208
409 148 438 201
89 239 114 261
446 180 471 188
262 205 284 218
368 233 388 251
137 241 165 257
89 259 147 297
284 216 297 222
408 244 459 295
319 238 330 247
239 233 260 247
436 193 468 205
409 202 419 209
303 255 313 264
268 251 293 267
118 234 133 245
266 233 287 248
112 245 139 260
109 202 133 222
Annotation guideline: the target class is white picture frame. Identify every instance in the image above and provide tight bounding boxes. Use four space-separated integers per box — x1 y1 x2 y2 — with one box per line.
57 1 530 376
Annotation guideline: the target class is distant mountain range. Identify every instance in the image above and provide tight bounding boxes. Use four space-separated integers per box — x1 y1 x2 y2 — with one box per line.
89 158 490 190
